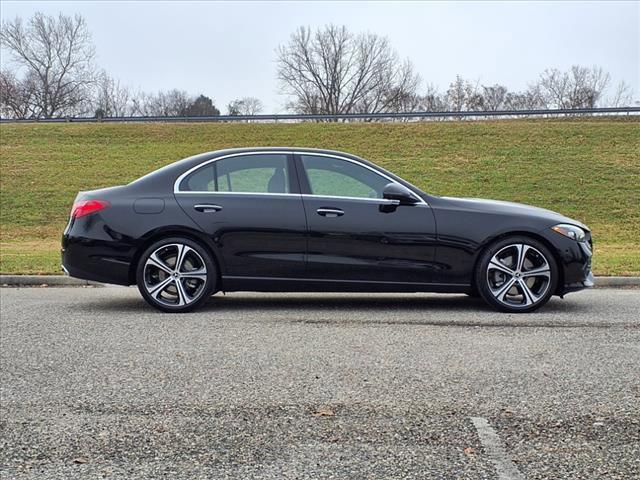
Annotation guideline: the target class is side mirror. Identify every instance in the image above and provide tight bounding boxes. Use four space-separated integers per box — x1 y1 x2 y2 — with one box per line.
382 182 419 205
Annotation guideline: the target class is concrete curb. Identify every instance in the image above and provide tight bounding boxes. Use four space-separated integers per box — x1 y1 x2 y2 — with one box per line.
592 276 640 287
1 274 639 288
0 275 104 287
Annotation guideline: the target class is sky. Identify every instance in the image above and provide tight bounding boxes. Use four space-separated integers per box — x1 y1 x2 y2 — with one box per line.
1 1 638 113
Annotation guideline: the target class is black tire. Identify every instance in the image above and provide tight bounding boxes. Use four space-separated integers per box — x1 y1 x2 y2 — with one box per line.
475 235 558 313
136 236 217 313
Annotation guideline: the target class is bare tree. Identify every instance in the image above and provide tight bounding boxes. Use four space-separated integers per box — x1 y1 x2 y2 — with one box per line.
356 60 421 115
607 81 634 107
0 12 97 118
0 69 38 118
418 84 447 112
464 81 485 111
277 25 419 115
538 65 610 109
227 97 263 115
380 86 421 115
129 90 152 116
445 76 467 112
481 84 508 111
445 76 484 111
505 84 546 110
158 89 190 116
131 89 191 116
93 71 131 117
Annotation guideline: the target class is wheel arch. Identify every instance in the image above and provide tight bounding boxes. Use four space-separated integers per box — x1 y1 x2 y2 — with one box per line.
470 230 564 295
128 226 224 288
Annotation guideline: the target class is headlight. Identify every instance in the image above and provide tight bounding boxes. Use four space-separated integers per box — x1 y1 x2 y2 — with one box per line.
551 224 586 242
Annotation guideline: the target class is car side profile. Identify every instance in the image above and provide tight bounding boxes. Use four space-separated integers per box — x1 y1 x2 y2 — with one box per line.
62 148 593 313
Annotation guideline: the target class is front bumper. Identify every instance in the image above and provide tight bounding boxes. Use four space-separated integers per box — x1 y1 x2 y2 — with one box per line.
562 269 594 295
557 237 594 296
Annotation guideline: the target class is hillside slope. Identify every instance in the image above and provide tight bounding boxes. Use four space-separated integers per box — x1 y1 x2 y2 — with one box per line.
1 118 638 275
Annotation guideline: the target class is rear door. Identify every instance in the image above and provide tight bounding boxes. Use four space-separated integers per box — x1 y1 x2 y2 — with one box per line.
295 153 438 285
175 152 307 279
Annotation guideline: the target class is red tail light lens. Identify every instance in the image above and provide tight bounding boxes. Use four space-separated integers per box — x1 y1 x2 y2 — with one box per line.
71 199 110 218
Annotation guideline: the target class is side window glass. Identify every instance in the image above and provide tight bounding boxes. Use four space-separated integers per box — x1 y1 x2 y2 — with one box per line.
301 155 389 199
183 164 215 191
181 154 290 193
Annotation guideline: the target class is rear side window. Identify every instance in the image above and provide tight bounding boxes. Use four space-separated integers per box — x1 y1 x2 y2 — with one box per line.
179 154 290 193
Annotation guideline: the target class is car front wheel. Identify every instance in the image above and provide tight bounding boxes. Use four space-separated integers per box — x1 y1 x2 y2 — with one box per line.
475 236 558 313
136 237 217 313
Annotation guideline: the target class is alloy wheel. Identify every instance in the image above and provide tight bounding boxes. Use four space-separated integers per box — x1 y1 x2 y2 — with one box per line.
143 243 208 307
486 243 552 309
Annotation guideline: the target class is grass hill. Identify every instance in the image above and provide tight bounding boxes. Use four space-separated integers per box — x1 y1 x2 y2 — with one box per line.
1 117 638 275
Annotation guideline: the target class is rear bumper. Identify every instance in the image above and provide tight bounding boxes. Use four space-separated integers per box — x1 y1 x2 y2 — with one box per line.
61 234 133 286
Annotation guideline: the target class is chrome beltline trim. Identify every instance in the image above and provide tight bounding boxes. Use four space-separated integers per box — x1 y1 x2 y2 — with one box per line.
175 190 301 197
302 195 401 205
175 190 405 205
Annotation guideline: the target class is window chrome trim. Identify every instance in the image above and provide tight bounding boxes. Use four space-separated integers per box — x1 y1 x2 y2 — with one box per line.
173 149 427 205
301 194 401 205
173 150 294 194
176 191 300 197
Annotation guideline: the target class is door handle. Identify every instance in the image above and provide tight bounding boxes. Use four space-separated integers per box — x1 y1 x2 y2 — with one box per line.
194 204 223 213
316 208 344 217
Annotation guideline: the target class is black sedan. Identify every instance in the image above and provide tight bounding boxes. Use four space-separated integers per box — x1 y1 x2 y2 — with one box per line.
62 148 593 313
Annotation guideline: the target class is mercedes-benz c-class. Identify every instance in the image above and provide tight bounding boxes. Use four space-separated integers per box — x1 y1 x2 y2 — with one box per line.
62 148 593 313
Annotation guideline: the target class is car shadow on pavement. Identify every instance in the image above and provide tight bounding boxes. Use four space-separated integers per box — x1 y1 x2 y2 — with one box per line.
81 292 593 321
206 294 493 312
201 293 589 314
76 291 623 328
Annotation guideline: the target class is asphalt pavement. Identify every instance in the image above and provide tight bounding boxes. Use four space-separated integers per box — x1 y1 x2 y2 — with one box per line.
1 287 639 479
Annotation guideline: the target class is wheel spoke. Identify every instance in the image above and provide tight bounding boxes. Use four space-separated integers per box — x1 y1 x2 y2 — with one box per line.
518 279 538 306
181 267 207 282
148 276 174 298
515 244 529 272
492 277 517 302
174 244 192 273
174 278 190 306
489 259 515 276
146 252 173 274
521 266 550 278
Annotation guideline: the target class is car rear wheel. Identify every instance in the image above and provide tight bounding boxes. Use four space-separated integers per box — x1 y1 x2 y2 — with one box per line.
136 237 217 313
475 236 558 313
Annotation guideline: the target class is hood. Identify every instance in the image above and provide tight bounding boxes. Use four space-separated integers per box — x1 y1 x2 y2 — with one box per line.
439 196 588 231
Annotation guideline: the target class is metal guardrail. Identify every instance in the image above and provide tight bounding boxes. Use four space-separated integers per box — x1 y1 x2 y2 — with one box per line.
1 107 638 123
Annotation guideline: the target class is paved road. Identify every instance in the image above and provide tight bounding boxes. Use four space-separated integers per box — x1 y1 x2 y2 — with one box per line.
1 287 639 479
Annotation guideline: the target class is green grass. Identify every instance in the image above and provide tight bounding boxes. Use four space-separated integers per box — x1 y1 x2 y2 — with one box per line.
1 118 639 275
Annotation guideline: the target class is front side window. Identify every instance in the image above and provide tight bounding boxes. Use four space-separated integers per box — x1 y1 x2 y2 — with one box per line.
180 154 290 194
300 155 389 199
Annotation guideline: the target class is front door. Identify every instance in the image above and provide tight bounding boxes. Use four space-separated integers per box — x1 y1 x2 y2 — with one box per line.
295 153 438 285
175 152 307 280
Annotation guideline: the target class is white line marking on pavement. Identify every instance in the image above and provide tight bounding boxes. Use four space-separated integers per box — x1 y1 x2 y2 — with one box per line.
470 416 525 480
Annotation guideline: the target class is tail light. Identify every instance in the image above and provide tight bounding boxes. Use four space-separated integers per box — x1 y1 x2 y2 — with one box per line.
71 199 110 219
